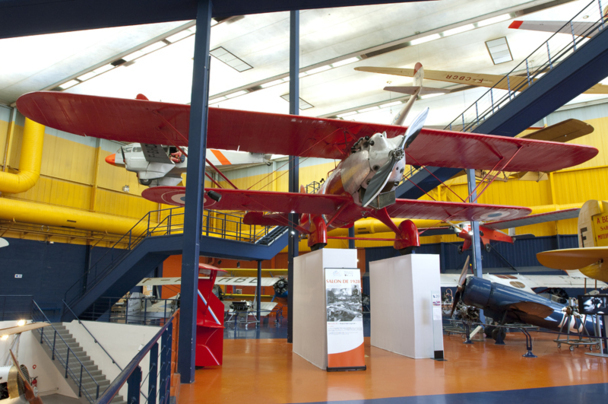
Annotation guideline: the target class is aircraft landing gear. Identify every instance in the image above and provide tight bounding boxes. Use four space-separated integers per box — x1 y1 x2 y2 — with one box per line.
139 178 152 186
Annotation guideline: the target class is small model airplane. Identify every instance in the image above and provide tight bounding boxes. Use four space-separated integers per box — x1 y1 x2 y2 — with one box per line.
422 208 581 252
105 142 271 187
537 200 608 283
16 64 598 253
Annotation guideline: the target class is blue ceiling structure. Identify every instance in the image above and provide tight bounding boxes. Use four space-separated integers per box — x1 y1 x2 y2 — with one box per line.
0 0 432 39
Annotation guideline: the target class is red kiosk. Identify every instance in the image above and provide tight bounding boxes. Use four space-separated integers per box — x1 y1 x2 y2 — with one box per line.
195 263 226 367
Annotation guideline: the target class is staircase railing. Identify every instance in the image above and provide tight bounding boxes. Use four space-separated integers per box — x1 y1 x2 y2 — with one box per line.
61 300 123 372
97 310 178 404
446 0 606 133
31 300 102 403
63 206 282 306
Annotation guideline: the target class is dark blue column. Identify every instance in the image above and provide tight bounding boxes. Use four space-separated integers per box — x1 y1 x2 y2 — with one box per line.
348 227 355 249
287 10 300 344
178 0 212 384
256 260 262 323
466 168 484 323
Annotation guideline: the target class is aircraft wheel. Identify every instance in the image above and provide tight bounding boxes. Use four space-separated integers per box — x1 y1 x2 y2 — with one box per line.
485 244 492 252
491 327 506 343
311 243 326 251
139 179 152 186
484 326 495 338
457 246 463 254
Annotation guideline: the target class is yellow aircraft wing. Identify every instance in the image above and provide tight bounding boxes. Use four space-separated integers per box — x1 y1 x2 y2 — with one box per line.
355 66 608 95
537 247 608 283
0 322 49 337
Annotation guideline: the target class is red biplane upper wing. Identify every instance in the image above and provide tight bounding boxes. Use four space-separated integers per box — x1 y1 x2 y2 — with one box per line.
143 187 351 214
386 199 530 222
17 92 597 171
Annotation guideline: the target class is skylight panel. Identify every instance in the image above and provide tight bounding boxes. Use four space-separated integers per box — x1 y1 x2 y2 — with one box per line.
210 46 253 72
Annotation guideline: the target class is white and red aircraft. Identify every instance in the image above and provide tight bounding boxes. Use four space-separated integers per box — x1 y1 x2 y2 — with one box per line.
16 73 597 253
105 142 271 187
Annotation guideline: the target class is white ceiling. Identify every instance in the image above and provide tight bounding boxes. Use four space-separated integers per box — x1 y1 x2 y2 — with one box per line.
1 0 605 128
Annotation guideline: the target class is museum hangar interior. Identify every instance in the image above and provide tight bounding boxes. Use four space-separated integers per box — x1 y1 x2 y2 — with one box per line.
1 0 608 403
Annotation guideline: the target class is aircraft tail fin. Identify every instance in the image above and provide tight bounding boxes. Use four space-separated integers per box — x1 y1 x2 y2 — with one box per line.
391 62 424 126
136 94 149 101
578 200 608 248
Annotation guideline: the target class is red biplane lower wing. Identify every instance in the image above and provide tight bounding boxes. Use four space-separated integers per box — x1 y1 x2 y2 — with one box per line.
142 186 351 215
386 199 531 222
17 92 597 171
483 208 580 230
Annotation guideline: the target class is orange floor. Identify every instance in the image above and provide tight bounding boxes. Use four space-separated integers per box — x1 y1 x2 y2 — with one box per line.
178 333 608 403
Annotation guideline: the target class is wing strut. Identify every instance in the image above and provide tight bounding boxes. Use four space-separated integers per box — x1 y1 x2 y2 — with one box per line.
205 158 238 189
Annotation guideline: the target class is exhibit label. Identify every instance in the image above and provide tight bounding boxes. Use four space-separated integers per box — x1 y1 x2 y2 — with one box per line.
325 267 366 371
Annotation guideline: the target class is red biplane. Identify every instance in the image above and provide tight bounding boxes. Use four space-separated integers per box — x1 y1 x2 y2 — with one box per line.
16 91 597 253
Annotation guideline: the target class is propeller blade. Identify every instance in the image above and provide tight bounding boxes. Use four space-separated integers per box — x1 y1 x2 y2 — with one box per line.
361 157 396 207
457 255 471 288
450 256 470 317
399 107 429 150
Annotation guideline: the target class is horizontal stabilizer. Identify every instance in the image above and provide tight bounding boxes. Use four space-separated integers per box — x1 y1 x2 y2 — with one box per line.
521 119 594 142
384 86 448 95
509 20 598 38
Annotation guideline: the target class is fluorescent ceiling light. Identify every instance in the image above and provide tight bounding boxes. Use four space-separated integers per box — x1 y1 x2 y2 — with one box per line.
59 79 80 90
77 64 115 81
331 57 360 68
282 77 290 82
123 50 144 62
337 111 357 118
358 106 379 113
140 41 167 55
188 26 197 34
166 30 192 43
225 90 248 99
410 33 440 46
478 14 511 27
261 79 284 88
299 71 308 78
600 77 608 85
443 24 475 36
421 93 442 99
211 18 218 26
380 101 402 108
307 65 331 75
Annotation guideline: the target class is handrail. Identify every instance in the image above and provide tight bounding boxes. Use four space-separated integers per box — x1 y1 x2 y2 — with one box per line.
96 311 176 404
32 300 102 402
64 205 284 307
61 300 123 371
445 0 604 133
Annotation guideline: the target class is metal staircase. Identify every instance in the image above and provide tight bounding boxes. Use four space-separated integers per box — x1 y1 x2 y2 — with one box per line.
398 0 608 199
35 323 126 404
64 207 289 320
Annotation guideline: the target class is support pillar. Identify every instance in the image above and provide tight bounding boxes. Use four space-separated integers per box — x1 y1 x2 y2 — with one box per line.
178 0 213 384
348 227 355 249
466 168 484 323
287 9 300 344
256 260 262 322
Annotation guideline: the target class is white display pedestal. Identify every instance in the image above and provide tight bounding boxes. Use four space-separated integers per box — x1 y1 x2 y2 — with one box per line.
293 248 358 370
370 254 443 359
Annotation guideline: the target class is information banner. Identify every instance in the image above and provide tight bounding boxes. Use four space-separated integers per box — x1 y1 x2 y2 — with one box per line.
325 267 366 371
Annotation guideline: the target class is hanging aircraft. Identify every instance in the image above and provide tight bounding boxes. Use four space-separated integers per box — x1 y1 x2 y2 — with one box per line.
421 208 581 252
508 6 608 39
16 63 598 253
537 200 608 283
354 66 608 95
105 142 272 187
450 259 598 339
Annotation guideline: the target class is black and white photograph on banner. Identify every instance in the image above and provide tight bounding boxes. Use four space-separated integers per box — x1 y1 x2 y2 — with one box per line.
579 294 608 315
326 275 363 322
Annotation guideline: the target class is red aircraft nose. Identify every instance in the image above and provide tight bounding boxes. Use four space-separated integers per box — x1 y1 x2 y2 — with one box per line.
105 153 116 166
